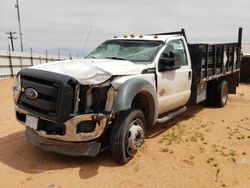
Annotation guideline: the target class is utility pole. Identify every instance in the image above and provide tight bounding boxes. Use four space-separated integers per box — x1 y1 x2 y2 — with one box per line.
6 31 17 51
15 0 24 51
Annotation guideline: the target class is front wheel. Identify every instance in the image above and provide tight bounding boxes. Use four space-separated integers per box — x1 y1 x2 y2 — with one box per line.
110 108 146 164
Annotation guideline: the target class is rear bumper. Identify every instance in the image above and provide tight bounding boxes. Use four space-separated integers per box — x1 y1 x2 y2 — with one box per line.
25 127 101 157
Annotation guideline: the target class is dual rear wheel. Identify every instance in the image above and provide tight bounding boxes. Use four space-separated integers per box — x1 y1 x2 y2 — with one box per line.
206 80 229 107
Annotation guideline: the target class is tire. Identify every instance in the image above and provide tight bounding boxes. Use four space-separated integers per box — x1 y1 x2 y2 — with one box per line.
214 80 229 107
110 108 146 164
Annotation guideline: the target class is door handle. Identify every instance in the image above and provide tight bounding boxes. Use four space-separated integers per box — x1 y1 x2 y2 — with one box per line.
188 71 192 79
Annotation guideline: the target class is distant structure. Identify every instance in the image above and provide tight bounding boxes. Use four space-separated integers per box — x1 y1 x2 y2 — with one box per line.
241 43 250 82
242 43 250 55
6 31 17 51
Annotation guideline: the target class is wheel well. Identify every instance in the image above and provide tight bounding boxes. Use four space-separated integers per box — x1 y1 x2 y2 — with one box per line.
131 92 155 127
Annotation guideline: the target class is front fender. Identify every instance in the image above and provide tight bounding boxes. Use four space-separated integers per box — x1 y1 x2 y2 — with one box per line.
113 78 158 125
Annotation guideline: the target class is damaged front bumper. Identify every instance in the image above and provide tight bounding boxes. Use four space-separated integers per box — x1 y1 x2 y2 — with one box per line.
15 105 109 142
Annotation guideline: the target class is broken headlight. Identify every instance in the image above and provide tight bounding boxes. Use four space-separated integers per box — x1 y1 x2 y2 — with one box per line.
13 74 21 104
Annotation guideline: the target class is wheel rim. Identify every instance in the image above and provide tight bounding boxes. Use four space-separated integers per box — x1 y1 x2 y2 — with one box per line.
126 119 145 157
222 84 228 104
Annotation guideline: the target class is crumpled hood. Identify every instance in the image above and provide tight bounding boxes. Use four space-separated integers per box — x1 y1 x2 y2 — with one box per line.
28 59 148 85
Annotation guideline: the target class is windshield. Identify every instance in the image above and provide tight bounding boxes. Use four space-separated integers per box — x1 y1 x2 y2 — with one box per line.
86 40 163 63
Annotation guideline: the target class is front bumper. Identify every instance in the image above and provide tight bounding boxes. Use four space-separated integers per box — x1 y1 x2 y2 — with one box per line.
16 105 109 142
25 127 101 157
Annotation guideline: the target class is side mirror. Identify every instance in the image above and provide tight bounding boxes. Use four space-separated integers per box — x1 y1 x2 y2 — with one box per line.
158 52 181 72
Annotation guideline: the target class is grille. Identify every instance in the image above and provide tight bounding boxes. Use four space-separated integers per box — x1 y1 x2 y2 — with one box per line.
17 69 76 123
76 121 96 133
18 75 60 116
37 119 66 135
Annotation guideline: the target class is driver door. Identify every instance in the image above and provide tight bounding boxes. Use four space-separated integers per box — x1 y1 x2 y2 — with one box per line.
157 39 192 114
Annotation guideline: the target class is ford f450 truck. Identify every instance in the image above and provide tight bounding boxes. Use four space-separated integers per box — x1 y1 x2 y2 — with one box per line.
13 28 242 164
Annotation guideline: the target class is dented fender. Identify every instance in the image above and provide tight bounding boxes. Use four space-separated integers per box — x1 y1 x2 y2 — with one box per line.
113 78 158 126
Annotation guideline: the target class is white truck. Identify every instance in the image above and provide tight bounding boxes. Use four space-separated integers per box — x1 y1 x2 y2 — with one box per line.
13 28 242 164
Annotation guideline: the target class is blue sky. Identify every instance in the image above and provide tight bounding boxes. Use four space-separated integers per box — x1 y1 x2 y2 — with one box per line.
0 0 249 56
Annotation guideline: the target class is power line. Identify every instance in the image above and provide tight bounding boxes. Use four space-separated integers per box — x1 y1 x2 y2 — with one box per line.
15 0 24 51
6 31 17 51
80 26 93 57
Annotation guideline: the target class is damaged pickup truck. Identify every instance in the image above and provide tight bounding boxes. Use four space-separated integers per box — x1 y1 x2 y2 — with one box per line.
13 28 242 164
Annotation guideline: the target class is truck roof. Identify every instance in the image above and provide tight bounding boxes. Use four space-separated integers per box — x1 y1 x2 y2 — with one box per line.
111 29 188 43
111 34 179 42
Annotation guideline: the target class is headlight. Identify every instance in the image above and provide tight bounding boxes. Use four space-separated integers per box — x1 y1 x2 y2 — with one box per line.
13 74 21 104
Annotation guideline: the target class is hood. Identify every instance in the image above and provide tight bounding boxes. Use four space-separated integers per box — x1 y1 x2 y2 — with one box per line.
28 59 148 85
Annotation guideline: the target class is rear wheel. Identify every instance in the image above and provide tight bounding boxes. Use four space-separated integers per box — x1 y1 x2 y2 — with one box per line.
214 80 229 107
110 108 146 164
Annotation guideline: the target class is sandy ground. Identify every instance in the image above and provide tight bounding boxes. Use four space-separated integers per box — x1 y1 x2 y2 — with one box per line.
0 79 250 188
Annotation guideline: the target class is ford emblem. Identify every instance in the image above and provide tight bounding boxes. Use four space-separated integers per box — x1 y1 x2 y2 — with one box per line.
24 88 38 100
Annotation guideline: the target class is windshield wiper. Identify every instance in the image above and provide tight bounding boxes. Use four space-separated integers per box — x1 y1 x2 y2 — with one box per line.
106 56 127 60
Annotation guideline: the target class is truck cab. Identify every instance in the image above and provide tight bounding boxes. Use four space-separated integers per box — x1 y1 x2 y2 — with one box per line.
13 29 242 164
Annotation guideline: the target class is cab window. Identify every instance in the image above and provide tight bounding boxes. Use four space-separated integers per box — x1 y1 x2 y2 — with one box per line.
162 39 188 66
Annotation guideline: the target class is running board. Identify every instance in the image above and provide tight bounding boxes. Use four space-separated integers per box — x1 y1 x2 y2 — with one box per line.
156 106 187 124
